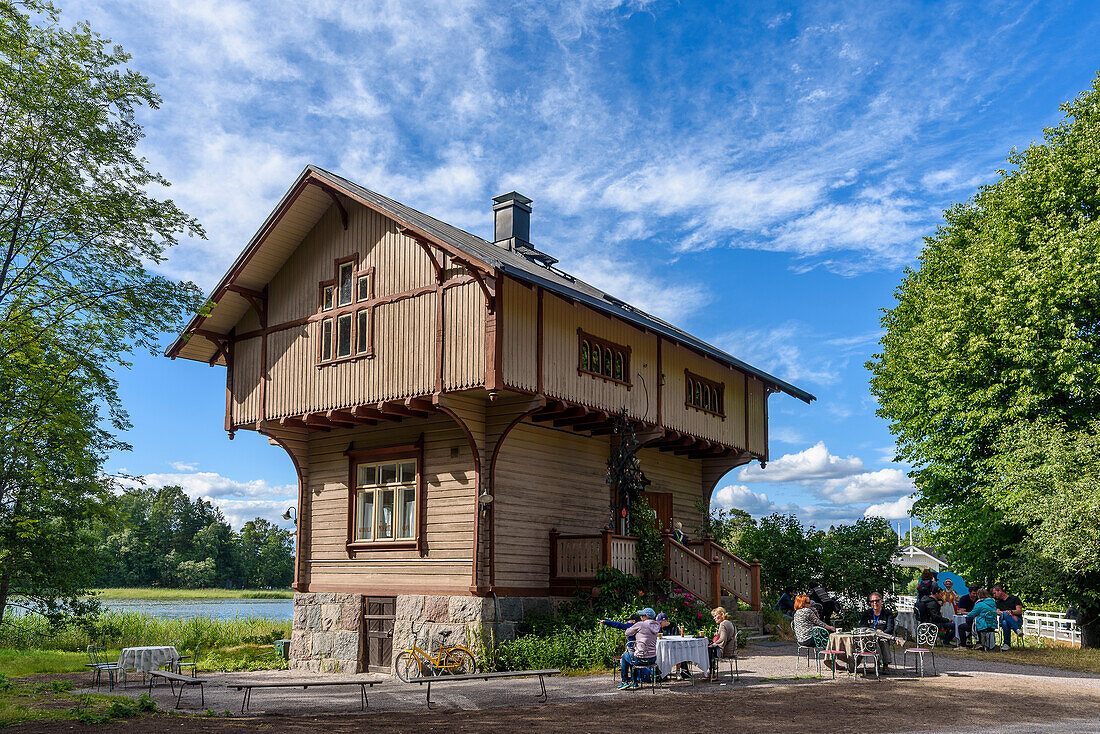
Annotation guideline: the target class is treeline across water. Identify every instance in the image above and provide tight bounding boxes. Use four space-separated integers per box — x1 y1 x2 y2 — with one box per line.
90 486 293 590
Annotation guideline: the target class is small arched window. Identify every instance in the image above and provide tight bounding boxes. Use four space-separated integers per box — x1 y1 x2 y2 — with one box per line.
703 385 712 411
603 349 613 377
613 353 624 381
685 370 725 416
580 340 590 371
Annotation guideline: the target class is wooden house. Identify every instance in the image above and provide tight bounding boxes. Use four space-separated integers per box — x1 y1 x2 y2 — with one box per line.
167 166 814 673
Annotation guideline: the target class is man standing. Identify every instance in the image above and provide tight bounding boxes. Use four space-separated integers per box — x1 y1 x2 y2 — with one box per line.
858 592 897 669
809 582 837 624
992 584 1024 650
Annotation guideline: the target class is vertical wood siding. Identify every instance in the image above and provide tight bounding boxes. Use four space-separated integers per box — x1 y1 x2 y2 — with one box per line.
661 347 747 449
442 282 486 391
493 422 704 589
230 199 487 426
501 279 537 392
539 293 658 421
303 416 474 593
746 376 767 456
232 336 262 424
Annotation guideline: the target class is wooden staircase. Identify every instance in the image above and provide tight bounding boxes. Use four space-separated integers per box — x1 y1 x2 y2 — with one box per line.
549 527 761 610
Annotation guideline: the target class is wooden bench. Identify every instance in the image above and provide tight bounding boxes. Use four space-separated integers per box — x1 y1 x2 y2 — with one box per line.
408 669 561 709
226 679 384 713
148 670 205 709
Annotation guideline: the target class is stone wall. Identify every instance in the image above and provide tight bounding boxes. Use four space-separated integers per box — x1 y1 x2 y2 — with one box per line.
391 594 559 656
290 592 364 673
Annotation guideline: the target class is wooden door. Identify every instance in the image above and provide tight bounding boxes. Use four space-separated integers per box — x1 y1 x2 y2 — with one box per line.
644 492 673 533
363 596 395 673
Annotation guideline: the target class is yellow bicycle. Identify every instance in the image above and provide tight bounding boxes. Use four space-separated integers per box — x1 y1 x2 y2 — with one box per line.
395 621 477 681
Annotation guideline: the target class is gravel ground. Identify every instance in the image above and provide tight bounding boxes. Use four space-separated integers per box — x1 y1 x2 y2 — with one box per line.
17 643 1099 733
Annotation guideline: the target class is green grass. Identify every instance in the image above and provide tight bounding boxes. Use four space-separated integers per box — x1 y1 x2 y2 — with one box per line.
0 674 160 727
941 639 1100 674
0 649 91 677
89 588 293 600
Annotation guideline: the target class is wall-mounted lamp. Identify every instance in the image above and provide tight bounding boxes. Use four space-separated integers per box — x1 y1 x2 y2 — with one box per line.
478 489 494 506
281 506 297 525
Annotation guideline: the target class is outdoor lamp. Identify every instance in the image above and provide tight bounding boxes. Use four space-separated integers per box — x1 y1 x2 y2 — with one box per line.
478 489 493 506
282 506 297 524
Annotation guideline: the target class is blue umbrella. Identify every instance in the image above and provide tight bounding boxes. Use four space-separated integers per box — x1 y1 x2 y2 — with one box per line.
935 570 968 593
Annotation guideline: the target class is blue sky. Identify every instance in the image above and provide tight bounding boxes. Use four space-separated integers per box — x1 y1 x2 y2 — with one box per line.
62 0 1100 531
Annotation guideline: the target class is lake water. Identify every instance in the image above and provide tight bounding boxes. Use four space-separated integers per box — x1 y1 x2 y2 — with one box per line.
95 597 294 620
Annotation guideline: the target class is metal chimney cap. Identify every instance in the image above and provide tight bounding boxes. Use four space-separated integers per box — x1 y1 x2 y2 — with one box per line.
492 191 532 209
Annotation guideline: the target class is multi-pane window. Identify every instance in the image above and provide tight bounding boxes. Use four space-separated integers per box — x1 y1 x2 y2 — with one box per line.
685 370 724 416
353 459 417 542
318 258 374 364
578 331 630 385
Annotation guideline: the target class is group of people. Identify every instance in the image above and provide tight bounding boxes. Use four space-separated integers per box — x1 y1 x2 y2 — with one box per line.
787 589 900 671
601 606 737 690
915 570 1025 651
775 583 837 623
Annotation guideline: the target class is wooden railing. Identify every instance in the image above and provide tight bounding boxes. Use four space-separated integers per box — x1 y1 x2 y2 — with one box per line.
549 528 638 582
687 540 760 609
550 527 760 610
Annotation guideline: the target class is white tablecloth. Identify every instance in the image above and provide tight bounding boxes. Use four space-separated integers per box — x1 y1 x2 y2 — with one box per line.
118 646 179 674
655 636 709 674
953 614 968 640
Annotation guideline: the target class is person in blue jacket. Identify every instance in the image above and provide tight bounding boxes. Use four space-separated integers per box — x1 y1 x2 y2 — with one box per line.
966 588 1000 650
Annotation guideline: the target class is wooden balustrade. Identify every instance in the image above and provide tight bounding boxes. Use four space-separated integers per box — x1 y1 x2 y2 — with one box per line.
550 528 761 611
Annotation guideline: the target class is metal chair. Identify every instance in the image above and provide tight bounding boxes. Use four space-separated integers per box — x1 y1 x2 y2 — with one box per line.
175 643 200 677
85 646 119 690
627 656 660 693
904 622 939 677
852 633 880 678
714 628 740 683
600 627 626 684
813 626 846 679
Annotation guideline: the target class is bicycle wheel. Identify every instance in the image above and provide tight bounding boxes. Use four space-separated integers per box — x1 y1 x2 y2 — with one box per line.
440 647 476 675
395 651 423 682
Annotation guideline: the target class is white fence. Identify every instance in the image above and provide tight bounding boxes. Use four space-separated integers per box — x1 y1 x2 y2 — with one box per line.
890 594 1081 646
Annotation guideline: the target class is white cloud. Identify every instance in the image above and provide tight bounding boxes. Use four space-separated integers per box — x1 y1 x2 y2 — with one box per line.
169 461 198 471
117 470 296 529
739 441 863 483
715 322 840 386
769 426 805 445
864 494 916 520
712 485 778 515
819 468 914 503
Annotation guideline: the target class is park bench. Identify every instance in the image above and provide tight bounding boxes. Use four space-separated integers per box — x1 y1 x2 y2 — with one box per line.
227 679 384 713
148 670 205 709
408 668 561 709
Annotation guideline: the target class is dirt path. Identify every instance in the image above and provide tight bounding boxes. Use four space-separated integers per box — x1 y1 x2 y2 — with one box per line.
14 673 1100 733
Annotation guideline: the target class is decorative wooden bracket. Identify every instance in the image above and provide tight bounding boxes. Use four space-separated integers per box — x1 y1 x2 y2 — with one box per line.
406 232 444 284
192 328 229 366
458 261 495 312
225 284 267 328
309 181 349 230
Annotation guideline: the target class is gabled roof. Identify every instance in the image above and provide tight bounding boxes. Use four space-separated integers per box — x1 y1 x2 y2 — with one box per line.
167 165 815 404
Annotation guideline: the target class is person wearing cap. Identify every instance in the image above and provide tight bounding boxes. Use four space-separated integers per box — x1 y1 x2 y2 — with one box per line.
601 613 642 650
614 607 660 690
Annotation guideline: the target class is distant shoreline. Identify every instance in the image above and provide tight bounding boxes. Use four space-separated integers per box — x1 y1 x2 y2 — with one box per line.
88 588 294 600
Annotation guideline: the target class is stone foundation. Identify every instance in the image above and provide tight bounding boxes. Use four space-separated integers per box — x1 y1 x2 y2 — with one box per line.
290 591 567 675
290 593 364 673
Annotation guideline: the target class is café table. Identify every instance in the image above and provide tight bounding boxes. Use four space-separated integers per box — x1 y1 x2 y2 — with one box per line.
826 631 873 668
117 646 179 685
953 614 969 643
655 635 710 680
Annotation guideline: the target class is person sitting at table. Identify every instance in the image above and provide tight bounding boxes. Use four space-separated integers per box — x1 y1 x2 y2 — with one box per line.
707 606 737 681
609 607 660 690
792 594 835 646
858 592 896 670
775 587 796 620
601 613 641 650
966 588 1000 650
991 584 1025 650
956 584 978 614
917 588 953 643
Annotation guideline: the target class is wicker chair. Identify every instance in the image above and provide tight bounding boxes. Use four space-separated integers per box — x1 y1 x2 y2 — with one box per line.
904 622 939 677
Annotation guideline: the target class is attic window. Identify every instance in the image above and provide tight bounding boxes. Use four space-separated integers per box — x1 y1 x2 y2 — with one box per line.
578 330 630 387
316 254 374 366
685 370 724 417
338 262 354 306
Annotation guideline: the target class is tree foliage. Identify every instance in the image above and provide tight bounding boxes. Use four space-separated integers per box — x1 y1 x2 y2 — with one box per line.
93 486 294 590
0 2 202 623
868 74 1100 644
